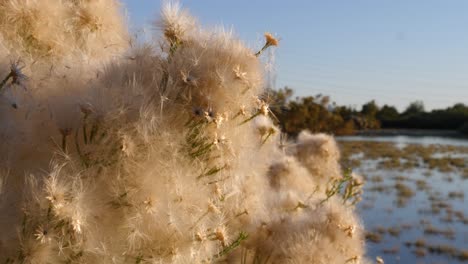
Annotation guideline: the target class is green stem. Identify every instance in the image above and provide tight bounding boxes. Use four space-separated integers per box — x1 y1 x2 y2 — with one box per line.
216 232 249 258
0 72 12 91
82 116 88 144
89 123 99 143
254 44 269 57
62 134 68 152
239 112 260 125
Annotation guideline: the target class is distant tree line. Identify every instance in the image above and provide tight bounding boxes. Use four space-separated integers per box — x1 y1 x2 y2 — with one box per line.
266 87 468 136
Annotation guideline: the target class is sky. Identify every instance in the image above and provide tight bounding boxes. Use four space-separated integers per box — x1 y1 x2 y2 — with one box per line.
121 0 468 111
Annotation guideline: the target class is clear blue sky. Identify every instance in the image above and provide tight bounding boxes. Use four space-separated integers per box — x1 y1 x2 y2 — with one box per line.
121 0 468 111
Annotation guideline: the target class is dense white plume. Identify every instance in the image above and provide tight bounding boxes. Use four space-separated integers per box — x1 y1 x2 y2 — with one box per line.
0 1 367 263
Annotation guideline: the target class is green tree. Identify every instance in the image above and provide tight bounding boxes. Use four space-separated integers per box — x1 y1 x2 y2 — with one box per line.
403 101 425 116
361 100 379 117
359 100 380 129
377 105 399 120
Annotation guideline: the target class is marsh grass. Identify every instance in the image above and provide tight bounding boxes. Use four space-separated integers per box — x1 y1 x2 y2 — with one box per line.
405 240 468 261
365 231 382 243
339 141 468 179
340 140 468 263
394 182 414 207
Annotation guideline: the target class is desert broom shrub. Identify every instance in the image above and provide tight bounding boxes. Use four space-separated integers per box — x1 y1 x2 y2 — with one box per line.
0 1 369 263
0 0 128 62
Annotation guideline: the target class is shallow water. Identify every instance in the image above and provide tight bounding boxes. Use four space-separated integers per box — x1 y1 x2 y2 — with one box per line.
338 136 468 264
339 135 468 148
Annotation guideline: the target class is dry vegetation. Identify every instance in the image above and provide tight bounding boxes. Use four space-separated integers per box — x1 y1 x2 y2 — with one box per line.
0 1 368 263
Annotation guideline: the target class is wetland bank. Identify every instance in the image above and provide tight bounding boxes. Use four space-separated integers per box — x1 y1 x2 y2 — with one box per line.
338 135 468 264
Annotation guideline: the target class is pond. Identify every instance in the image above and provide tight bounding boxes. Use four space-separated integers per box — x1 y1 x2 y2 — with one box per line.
339 134 468 147
337 136 468 264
